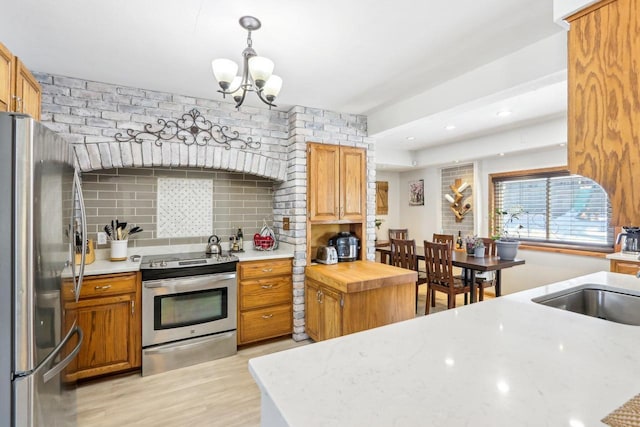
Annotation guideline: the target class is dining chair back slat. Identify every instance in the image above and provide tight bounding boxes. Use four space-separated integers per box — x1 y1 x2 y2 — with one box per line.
389 229 409 240
432 233 454 247
390 238 418 271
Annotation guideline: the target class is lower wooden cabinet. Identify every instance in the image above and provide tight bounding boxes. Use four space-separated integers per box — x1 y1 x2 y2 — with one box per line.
305 262 417 342
610 259 640 276
305 278 343 342
237 258 293 345
63 272 141 381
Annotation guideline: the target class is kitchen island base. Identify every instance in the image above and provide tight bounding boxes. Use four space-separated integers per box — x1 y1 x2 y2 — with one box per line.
305 261 417 341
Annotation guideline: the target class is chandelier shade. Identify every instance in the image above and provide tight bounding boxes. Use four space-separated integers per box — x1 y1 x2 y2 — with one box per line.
211 16 282 109
211 59 238 90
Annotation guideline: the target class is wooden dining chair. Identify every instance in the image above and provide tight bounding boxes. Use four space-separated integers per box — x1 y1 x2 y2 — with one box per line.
475 237 497 301
423 241 472 314
390 238 427 311
389 228 409 240
430 233 455 307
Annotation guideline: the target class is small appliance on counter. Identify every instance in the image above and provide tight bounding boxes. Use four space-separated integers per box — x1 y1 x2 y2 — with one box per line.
316 246 338 265
328 232 360 262
617 226 640 254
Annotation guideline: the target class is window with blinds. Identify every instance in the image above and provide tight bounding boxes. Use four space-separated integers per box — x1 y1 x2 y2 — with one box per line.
492 170 613 251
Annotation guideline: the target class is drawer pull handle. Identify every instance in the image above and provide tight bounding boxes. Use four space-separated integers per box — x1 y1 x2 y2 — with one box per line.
261 314 273 319
94 285 111 290
261 284 273 289
262 268 273 273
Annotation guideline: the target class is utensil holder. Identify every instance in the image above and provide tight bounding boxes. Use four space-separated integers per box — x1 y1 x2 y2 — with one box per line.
110 240 128 261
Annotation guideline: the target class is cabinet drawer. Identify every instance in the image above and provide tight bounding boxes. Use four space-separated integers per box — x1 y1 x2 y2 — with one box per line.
63 272 138 300
239 304 292 344
240 276 292 310
238 258 292 280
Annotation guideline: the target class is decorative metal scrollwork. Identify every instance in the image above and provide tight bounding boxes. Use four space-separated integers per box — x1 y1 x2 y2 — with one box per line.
114 108 261 150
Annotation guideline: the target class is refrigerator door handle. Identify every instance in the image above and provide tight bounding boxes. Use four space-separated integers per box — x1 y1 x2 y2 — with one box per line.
42 325 83 384
73 170 87 302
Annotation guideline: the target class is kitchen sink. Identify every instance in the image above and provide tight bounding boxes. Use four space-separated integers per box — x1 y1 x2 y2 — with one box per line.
532 284 640 326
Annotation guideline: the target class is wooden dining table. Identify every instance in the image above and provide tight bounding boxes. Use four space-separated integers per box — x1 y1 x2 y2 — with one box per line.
376 245 525 303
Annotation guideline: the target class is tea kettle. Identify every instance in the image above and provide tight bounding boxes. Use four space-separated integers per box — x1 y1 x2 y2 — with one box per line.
206 235 222 255
616 226 640 254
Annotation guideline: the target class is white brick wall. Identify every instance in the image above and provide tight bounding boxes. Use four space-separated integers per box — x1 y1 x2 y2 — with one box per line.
35 72 376 341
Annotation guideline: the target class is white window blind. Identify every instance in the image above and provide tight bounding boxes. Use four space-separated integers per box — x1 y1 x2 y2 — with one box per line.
493 173 613 249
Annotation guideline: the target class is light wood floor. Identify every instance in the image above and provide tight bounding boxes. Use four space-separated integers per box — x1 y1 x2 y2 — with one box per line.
74 286 492 426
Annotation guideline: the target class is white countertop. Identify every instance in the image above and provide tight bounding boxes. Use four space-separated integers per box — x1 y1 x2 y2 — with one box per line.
249 271 640 427
63 242 295 277
606 251 640 262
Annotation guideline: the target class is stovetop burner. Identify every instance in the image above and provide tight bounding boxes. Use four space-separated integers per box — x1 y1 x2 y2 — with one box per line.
140 251 239 270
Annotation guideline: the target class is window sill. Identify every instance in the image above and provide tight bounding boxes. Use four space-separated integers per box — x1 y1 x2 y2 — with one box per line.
518 243 613 259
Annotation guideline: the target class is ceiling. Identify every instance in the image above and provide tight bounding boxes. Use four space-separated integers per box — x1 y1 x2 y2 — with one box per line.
1 0 565 159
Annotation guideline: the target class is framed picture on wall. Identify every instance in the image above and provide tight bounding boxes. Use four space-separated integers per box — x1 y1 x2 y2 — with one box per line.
409 179 424 206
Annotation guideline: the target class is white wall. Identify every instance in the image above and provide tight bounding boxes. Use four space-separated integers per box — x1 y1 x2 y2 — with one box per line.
386 118 610 294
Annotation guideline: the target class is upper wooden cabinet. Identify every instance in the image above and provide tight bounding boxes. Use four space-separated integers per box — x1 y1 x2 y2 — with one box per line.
0 43 14 113
0 41 41 120
307 142 366 223
567 0 640 226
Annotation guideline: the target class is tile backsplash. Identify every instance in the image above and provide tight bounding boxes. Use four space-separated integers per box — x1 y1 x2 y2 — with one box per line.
157 177 213 238
441 164 474 238
82 167 275 248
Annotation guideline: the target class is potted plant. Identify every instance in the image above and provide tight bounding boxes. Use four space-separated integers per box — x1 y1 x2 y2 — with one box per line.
374 218 383 241
463 235 485 256
473 239 486 258
492 207 525 261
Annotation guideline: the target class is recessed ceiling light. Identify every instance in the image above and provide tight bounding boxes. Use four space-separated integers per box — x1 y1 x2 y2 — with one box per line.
559 143 566 147
454 160 459 163
445 125 456 131
406 136 415 141
496 110 512 118
499 153 505 156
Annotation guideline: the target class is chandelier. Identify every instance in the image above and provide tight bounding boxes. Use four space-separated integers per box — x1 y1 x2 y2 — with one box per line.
211 16 282 109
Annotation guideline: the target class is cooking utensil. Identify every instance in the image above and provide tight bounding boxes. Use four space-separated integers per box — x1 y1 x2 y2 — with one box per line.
121 226 143 240
104 224 113 240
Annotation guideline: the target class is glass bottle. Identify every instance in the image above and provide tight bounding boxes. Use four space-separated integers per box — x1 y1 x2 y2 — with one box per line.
237 227 243 250
456 231 462 249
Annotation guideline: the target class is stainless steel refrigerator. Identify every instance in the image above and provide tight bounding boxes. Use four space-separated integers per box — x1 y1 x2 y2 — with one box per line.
0 113 87 427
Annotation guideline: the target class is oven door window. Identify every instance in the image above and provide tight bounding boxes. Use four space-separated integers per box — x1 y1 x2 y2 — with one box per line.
154 288 228 330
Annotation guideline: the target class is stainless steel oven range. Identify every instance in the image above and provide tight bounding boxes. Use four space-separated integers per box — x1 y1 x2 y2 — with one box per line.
140 251 239 376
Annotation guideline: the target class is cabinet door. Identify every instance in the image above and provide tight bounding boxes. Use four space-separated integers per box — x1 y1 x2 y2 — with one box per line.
14 58 41 120
567 0 640 225
0 42 13 113
340 146 366 221
320 286 343 341
308 143 340 222
64 293 139 381
305 280 321 341
611 260 640 276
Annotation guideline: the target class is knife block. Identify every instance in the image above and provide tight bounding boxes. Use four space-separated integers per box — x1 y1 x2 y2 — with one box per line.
74 239 95 265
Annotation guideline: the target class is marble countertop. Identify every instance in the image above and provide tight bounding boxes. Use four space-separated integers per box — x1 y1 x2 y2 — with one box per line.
63 242 295 277
249 271 640 427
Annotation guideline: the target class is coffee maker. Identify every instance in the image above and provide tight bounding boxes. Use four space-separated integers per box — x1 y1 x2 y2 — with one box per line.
616 226 640 254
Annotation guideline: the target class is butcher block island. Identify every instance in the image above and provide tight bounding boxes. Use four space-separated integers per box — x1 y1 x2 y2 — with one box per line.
305 261 417 341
